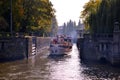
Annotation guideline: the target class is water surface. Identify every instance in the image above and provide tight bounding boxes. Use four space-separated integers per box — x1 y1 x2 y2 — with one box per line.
0 44 120 80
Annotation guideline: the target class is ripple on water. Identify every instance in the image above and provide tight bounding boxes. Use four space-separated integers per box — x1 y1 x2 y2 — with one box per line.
0 44 120 80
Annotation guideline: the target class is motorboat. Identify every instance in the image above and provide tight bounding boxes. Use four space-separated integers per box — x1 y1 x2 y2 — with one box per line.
49 35 73 56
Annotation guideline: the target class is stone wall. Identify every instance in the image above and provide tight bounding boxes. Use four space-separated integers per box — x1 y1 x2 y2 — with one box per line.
77 33 120 65
0 37 50 62
77 35 98 61
0 37 28 61
36 37 50 53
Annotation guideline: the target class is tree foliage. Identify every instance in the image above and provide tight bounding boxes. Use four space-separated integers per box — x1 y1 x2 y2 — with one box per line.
81 0 120 34
51 16 58 37
0 0 55 36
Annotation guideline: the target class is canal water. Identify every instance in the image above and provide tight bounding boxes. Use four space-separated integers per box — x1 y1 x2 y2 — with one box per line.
0 44 120 80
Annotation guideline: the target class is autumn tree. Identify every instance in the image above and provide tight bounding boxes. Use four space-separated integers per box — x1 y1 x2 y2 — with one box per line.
81 0 120 34
0 0 56 36
81 0 101 34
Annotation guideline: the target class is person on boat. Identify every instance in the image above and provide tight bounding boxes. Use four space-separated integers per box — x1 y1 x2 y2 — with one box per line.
50 38 58 53
53 38 57 44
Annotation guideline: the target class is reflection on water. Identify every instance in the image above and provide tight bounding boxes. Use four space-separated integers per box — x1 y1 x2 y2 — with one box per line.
0 44 120 80
48 44 83 80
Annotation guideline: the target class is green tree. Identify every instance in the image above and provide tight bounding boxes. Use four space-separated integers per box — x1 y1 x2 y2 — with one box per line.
0 0 56 36
81 0 101 33
81 0 120 34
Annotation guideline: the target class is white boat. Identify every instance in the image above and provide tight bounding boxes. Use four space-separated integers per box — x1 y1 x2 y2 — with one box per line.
49 44 66 56
49 35 73 56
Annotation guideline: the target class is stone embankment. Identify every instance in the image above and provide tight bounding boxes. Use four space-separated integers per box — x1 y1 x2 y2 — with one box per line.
0 36 50 62
77 34 120 66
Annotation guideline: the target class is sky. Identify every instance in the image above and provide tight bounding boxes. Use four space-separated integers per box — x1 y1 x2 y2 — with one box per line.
50 0 89 26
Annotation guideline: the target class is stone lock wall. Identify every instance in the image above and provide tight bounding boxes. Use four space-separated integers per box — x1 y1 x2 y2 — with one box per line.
0 37 50 62
0 37 28 61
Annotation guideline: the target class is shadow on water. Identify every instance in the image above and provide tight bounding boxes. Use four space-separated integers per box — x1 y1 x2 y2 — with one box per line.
0 56 25 63
80 59 120 80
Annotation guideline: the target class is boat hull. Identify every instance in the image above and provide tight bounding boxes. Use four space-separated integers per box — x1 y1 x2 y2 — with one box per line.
49 44 71 56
